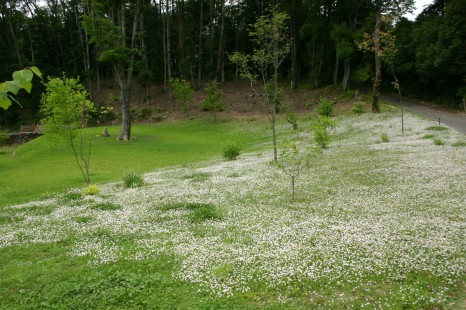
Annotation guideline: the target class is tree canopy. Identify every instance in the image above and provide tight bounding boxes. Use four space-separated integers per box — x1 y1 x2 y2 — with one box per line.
0 0 464 127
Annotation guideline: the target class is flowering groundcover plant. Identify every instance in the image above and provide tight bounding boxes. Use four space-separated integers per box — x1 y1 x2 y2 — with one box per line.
0 111 465 308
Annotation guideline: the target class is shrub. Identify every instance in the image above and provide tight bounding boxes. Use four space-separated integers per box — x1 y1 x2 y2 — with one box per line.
381 133 390 143
201 81 224 121
0 129 9 145
123 170 145 188
312 116 336 148
352 102 365 114
286 111 298 132
316 97 333 117
169 78 194 114
222 140 241 160
82 184 100 196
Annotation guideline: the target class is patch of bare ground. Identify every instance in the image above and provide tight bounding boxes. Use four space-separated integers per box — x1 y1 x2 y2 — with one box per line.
91 80 370 125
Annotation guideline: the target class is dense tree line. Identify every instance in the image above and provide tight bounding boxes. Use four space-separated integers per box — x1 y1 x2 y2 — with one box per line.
0 0 464 128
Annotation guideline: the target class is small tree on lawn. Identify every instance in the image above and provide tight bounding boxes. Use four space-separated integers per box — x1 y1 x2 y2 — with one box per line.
169 78 194 115
201 80 224 122
274 139 320 202
229 5 291 162
40 76 94 185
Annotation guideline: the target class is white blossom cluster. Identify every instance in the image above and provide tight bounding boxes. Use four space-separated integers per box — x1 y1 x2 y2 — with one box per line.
0 111 464 306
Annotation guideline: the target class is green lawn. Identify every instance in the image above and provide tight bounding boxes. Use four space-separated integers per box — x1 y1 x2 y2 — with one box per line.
0 119 270 207
0 111 465 309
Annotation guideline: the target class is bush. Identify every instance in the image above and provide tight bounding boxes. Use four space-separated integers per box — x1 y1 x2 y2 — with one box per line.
201 81 224 120
312 116 336 148
0 129 9 145
352 102 365 114
381 133 390 143
222 140 241 160
123 170 145 188
169 78 194 114
82 184 100 196
316 97 334 117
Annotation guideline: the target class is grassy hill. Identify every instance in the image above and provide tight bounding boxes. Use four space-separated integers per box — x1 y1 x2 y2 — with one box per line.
0 110 465 308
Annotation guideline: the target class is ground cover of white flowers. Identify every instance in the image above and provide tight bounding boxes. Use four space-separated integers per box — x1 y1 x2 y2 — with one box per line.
1 111 465 309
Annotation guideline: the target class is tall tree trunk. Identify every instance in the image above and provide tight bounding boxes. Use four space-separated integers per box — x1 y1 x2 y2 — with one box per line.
177 0 185 78
140 6 150 105
333 53 339 86
372 11 381 113
166 0 172 99
117 1 142 141
161 0 168 91
197 0 204 88
216 0 225 82
290 0 299 90
341 60 350 90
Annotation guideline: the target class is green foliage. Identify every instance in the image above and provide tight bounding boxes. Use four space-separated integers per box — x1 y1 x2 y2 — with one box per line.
274 139 320 201
433 138 444 146
222 140 241 160
41 76 94 143
91 202 121 211
330 23 355 61
82 184 101 196
316 97 334 117
286 110 298 132
0 129 9 145
164 203 222 223
312 117 336 148
0 66 42 110
201 81 224 121
452 141 466 147
41 75 94 185
123 170 145 188
352 102 366 114
425 126 449 132
169 78 194 113
381 133 390 143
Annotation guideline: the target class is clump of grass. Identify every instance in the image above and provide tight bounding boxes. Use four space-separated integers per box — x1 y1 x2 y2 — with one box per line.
381 133 390 143
82 184 100 196
352 102 365 114
182 172 211 182
164 203 222 223
433 138 444 145
422 134 435 139
222 140 241 160
90 202 121 211
123 170 145 188
452 141 466 147
426 126 449 131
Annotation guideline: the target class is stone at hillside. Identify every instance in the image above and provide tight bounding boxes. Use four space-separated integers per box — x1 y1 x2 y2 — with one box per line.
102 127 110 137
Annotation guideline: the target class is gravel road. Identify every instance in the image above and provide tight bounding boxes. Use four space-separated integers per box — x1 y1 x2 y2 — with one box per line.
381 95 466 135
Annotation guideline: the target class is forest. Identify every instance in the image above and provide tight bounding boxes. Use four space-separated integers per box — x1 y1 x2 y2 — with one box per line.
0 0 465 128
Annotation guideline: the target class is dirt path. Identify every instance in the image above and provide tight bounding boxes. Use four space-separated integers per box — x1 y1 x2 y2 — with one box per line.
381 95 466 135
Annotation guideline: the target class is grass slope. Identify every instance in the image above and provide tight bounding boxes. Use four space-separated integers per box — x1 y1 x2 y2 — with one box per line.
0 119 269 207
0 111 465 309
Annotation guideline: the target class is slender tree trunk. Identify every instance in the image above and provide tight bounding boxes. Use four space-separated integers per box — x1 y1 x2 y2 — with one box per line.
197 0 204 87
178 0 185 78
372 11 381 113
166 0 173 100
140 8 150 105
333 53 339 86
290 0 299 90
216 0 225 82
117 1 142 141
7 19 22 67
161 0 168 91
342 60 350 90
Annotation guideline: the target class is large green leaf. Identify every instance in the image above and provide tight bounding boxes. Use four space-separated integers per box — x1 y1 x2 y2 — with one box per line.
2 80 22 95
0 92 12 110
12 68 34 85
29 66 43 79
22 81 33 93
